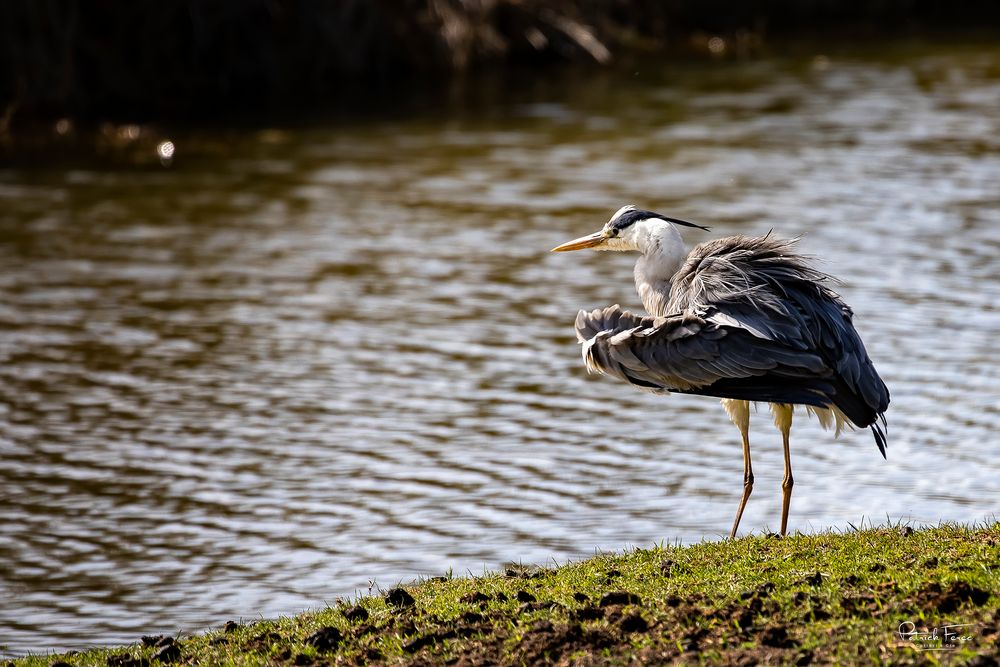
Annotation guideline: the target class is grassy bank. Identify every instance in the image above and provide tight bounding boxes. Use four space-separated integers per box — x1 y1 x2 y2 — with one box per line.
9 523 998 665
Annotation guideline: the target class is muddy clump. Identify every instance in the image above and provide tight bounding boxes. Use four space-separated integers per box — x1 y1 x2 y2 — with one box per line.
514 621 614 664
403 629 457 653
918 581 991 613
840 593 876 617
516 590 536 603
599 591 641 607
571 605 604 622
305 626 343 652
618 612 648 633
106 656 148 667
759 624 797 648
460 591 491 605
385 587 416 608
344 605 369 622
152 643 181 663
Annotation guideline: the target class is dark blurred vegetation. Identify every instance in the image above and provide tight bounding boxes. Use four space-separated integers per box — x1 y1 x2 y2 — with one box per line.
2 0 1000 131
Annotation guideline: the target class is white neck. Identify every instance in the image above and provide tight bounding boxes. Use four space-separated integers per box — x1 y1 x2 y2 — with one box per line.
623 219 688 316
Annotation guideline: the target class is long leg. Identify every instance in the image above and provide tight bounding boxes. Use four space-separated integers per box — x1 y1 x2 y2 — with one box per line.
771 403 794 536
722 399 752 539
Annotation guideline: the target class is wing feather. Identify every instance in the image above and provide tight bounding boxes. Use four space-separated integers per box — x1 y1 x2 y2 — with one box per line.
575 305 833 403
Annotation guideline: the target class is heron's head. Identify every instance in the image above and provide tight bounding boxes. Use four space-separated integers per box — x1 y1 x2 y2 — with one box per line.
550 205 709 254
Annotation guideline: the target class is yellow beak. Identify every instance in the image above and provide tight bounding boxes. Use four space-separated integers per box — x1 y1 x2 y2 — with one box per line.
550 230 607 252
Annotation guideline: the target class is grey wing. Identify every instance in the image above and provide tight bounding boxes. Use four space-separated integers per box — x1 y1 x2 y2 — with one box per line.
665 234 890 453
575 305 836 405
696 294 889 456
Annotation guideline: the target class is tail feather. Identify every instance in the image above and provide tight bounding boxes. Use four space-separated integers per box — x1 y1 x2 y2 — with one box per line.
871 422 887 459
830 377 887 456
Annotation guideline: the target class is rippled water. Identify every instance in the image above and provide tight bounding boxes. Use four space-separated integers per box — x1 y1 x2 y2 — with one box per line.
2 43 999 655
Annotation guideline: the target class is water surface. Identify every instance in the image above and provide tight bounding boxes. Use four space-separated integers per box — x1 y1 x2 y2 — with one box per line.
2 43 999 654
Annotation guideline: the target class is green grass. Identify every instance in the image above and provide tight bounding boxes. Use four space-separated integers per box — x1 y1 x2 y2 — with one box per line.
9 523 999 666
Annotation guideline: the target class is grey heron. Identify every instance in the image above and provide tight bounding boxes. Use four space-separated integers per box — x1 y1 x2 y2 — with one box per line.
552 205 889 538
